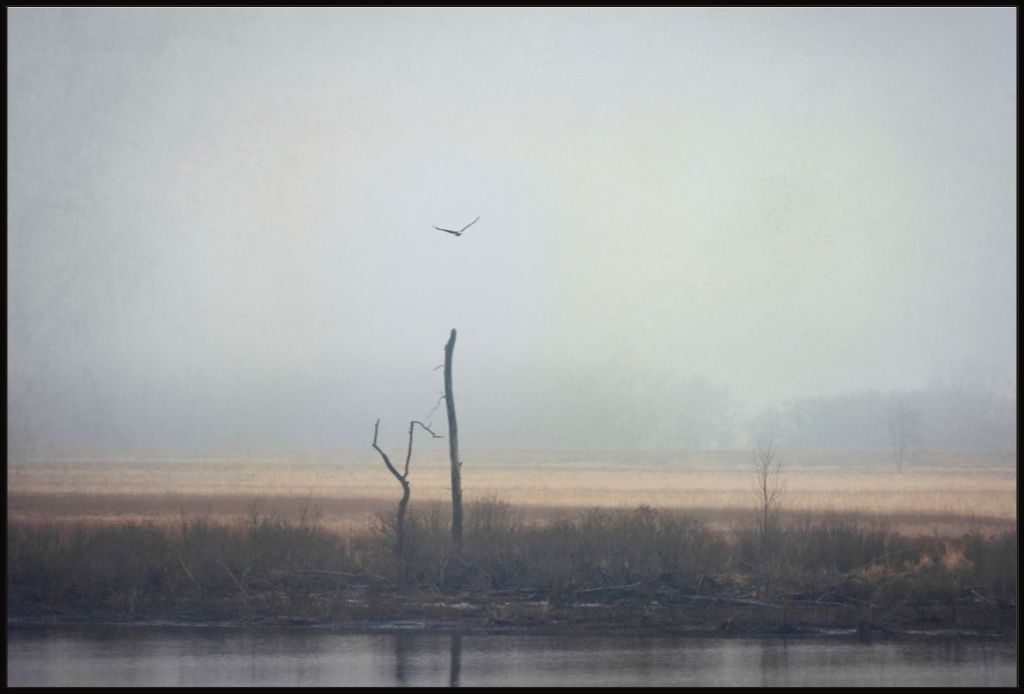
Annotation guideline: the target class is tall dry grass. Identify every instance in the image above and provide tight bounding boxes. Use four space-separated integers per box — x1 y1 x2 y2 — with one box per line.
7 496 1016 630
8 450 1015 537
7 450 1016 621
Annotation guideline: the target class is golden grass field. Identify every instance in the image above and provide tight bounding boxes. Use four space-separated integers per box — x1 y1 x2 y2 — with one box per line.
7 448 1016 538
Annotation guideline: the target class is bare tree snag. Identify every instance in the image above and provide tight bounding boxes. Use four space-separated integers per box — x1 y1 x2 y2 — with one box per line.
444 329 463 553
752 435 785 544
372 418 441 554
751 435 785 597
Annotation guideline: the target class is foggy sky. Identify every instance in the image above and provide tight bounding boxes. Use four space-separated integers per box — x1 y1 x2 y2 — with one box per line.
7 8 1017 453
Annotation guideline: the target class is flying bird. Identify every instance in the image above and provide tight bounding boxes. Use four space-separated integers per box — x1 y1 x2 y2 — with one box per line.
434 216 480 236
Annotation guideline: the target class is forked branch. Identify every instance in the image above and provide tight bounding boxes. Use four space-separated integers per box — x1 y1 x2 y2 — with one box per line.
372 419 405 485
372 417 443 556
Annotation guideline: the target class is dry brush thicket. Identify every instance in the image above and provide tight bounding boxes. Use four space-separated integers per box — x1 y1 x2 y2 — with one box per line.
6 454 1016 632
6 505 1016 633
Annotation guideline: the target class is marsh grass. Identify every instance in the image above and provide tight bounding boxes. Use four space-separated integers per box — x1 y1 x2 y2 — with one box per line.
7 452 1016 630
7 498 1016 634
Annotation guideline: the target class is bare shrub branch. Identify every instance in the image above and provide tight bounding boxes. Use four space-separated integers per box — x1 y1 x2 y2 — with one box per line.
406 420 443 477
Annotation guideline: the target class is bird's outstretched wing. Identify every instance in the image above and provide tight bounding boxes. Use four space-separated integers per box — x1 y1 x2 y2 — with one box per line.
433 216 480 236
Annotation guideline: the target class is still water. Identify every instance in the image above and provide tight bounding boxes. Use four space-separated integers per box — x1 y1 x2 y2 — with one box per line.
7 624 1017 687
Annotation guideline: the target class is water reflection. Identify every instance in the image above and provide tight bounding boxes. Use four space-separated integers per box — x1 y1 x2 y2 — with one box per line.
759 637 788 687
6 625 1017 687
393 633 411 686
449 634 462 688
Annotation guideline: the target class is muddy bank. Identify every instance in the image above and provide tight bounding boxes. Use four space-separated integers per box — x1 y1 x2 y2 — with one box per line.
8 585 1015 641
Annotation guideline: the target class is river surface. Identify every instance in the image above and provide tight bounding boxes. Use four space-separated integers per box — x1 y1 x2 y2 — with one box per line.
6 624 1017 687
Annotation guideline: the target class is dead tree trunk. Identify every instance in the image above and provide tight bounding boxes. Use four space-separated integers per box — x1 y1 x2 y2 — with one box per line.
371 418 440 555
444 329 463 553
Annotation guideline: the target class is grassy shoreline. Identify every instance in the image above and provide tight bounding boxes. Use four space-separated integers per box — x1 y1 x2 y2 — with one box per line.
7 502 1016 638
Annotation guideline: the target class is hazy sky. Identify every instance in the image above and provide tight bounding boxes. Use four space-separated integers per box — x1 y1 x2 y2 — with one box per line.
7 8 1017 452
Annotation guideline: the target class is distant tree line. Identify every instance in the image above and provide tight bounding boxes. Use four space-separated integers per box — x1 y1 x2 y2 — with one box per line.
750 371 1016 455
479 365 1015 455
504 370 738 451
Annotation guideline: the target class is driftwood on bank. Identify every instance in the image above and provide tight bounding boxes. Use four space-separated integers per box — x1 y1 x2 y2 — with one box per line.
290 569 395 587
678 594 779 608
577 581 645 595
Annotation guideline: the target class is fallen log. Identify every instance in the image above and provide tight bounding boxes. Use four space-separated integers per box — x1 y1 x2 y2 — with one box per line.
679 594 778 609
